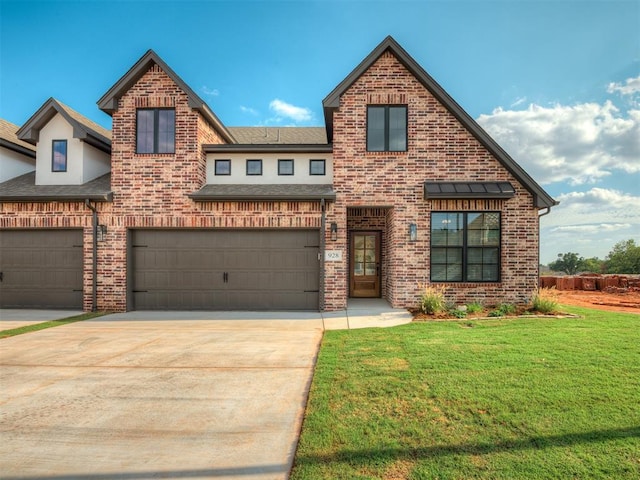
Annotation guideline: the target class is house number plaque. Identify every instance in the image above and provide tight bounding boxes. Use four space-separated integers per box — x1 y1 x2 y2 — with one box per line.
325 250 343 261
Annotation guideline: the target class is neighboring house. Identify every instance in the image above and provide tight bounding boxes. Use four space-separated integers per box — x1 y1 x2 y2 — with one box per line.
0 36 556 311
0 119 36 183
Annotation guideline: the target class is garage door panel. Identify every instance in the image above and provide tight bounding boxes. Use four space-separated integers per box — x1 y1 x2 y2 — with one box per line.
0 230 83 309
131 230 319 310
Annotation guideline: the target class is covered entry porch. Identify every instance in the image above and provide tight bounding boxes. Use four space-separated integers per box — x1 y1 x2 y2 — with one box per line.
346 207 393 301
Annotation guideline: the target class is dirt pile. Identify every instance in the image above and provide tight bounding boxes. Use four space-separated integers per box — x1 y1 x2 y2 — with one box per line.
555 289 640 313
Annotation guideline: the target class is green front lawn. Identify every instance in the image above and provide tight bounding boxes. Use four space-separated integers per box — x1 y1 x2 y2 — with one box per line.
0 312 107 338
292 306 640 479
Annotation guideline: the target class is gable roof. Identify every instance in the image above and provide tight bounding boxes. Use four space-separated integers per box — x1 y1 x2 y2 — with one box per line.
0 118 36 158
322 36 557 209
97 49 235 144
16 98 111 153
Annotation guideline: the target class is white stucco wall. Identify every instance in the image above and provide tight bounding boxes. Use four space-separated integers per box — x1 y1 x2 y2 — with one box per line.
82 142 111 182
205 153 332 184
35 113 111 185
0 146 35 182
36 114 83 185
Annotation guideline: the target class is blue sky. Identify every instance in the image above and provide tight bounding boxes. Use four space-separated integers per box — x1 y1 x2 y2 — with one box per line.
1 0 638 264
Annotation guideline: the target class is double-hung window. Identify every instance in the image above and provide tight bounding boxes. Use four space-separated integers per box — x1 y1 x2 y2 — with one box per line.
431 212 500 282
136 108 175 154
367 105 407 152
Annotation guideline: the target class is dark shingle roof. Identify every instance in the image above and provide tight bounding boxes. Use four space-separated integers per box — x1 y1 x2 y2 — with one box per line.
17 98 111 153
190 183 336 201
424 182 516 199
0 118 36 157
0 172 113 202
228 127 327 145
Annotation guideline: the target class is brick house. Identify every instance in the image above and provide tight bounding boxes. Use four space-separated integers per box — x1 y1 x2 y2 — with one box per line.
0 36 556 312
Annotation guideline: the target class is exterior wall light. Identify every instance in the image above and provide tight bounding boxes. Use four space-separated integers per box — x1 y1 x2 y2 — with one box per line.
97 225 108 242
409 223 417 242
330 222 338 241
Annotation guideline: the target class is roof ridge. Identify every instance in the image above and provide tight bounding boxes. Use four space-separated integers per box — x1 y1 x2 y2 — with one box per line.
53 98 112 140
97 49 234 144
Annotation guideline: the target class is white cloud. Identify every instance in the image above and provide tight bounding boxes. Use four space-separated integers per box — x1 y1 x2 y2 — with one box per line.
550 223 631 234
201 86 219 97
477 101 640 185
540 188 640 262
546 188 640 226
240 105 259 116
268 98 313 123
510 96 527 108
607 76 640 97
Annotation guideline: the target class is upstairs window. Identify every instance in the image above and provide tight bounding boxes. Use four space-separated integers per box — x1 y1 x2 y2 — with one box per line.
309 159 326 175
431 212 501 282
52 140 67 172
246 159 262 175
136 108 175 154
278 159 294 175
215 159 231 175
367 105 407 152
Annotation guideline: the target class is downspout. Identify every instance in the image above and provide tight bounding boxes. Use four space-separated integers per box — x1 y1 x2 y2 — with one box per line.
84 199 98 312
319 198 326 312
537 207 552 290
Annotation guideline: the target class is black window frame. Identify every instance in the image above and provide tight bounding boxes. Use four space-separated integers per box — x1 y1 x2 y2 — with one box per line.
246 159 263 176
430 212 501 283
309 159 326 176
136 108 175 154
214 159 231 176
366 105 408 152
51 139 67 172
278 159 295 176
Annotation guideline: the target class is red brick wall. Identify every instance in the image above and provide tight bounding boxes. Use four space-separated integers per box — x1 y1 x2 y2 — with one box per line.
1 63 325 312
327 50 540 309
2 52 542 312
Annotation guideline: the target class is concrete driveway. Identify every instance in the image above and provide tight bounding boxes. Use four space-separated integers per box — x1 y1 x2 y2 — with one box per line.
0 312 324 479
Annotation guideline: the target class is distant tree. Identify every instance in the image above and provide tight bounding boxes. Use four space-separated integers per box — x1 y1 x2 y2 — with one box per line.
581 257 605 274
549 252 584 275
605 239 640 274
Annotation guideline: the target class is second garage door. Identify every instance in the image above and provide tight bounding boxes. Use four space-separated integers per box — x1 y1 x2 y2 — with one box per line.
131 229 320 310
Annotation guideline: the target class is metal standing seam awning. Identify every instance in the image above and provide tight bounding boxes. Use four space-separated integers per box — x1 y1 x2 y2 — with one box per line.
424 181 515 200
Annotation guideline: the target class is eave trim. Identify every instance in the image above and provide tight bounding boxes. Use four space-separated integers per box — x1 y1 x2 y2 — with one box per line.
0 192 113 203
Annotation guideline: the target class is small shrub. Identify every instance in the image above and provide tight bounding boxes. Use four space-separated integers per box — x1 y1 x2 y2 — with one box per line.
489 303 517 317
531 288 560 314
449 308 467 319
466 301 484 314
420 285 446 314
